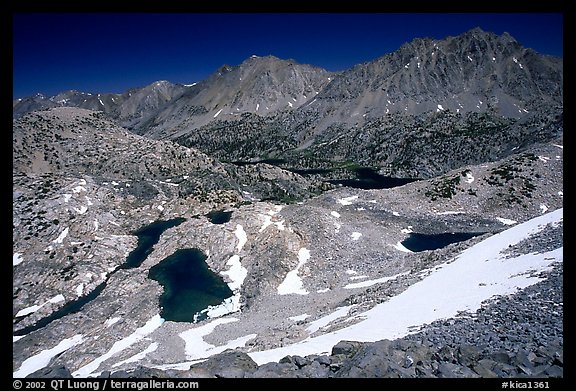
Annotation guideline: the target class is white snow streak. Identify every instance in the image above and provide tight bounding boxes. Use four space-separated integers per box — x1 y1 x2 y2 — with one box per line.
496 217 517 225
179 318 252 360
306 306 353 334
105 317 121 328
248 209 563 365
277 248 311 295
235 225 247 252
112 342 158 368
74 205 88 214
16 305 43 317
13 253 24 266
289 314 310 322
14 335 84 378
53 227 69 244
344 271 409 289
392 241 413 253
16 294 66 317
221 255 247 291
201 295 242 319
337 195 358 206
213 109 223 118
72 315 164 377
330 211 341 218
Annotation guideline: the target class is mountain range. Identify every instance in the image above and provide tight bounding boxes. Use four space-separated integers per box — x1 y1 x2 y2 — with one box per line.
13 27 563 379
14 28 563 180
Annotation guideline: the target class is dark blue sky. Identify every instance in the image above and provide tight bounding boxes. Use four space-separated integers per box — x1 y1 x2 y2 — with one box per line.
13 13 563 98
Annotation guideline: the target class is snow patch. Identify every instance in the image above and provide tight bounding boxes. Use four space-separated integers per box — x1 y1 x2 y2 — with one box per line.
401 226 413 234
63 194 72 203
72 315 164 377
221 255 247 291
344 271 409 289
74 205 88 214
75 284 84 297
289 314 310 322
235 225 247 252
105 317 121 328
496 217 517 225
16 304 44 317
200 295 242 319
14 335 84 378
337 195 358 206
53 227 69 244
330 211 341 218
49 294 65 304
465 172 474 183
277 248 311 295
540 204 548 214
179 318 243 360
112 342 158 368
351 232 362 241
213 109 223 118
392 241 413 253
306 306 353 334
437 104 444 111
13 253 24 266
248 209 563 365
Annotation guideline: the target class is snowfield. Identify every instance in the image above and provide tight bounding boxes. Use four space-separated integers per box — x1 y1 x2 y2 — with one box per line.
13 208 563 376
14 335 84 378
249 208 563 365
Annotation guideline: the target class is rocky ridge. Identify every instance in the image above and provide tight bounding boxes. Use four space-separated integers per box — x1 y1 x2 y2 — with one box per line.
13 29 563 182
13 108 562 377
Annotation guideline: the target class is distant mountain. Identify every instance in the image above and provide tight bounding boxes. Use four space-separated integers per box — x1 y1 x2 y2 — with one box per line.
13 81 188 129
14 28 563 179
287 27 562 138
133 55 334 139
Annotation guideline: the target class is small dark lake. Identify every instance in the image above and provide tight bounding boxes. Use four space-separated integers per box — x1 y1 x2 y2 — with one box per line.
148 249 233 323
327 168 417 190
401 232 486 252
205 210 232 224
231 159 419 190
14 217 186 336
124 218 186 269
